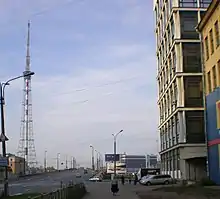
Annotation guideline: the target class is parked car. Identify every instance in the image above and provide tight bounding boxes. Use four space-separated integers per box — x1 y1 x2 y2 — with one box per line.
89 176 102 182
140 174 174 186
139 175 153 184
76 173 81 178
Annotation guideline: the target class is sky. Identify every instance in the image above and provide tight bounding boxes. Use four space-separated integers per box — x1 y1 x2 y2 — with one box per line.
0 0 158 168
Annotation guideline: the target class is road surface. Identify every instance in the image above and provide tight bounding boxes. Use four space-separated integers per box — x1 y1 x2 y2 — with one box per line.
0 170 91 195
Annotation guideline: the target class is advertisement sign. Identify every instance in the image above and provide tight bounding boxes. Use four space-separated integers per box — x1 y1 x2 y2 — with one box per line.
0 157 8 167
105 154 120 162
106 162 126 174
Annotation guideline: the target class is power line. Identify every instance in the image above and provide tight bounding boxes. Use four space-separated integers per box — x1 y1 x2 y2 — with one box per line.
50 75 145 96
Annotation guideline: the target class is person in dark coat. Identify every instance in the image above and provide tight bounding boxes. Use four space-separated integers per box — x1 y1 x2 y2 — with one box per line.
111 179 119 196
129 174 132 184
121 175 125 185
134 174 138 185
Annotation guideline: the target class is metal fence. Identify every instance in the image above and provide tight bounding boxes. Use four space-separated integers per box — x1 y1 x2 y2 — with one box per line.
30 182 86 199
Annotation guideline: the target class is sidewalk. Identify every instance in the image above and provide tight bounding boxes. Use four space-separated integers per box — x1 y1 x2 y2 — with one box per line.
84 182 139 199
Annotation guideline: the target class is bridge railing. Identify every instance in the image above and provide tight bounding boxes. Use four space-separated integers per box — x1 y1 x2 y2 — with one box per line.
30 182 86 199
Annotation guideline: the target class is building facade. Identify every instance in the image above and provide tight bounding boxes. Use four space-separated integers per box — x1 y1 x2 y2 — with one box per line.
154 0 212 180
8 155 25 175
198 0 220 185
146 154 158 168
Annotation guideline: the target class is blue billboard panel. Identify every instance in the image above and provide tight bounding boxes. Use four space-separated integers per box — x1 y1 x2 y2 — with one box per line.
105 154 120 162
0 157 8 167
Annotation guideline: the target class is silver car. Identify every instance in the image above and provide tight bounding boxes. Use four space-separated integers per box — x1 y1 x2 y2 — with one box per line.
141 174 173 186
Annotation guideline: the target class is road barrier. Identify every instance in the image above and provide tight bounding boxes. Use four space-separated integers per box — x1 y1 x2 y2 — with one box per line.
29 182 87 199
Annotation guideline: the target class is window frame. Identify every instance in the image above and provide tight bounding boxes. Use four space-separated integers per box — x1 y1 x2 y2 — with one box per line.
214 21 220 48
209 29 214 54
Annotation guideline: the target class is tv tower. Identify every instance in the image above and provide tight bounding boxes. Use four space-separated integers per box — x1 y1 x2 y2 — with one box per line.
17 21 37 171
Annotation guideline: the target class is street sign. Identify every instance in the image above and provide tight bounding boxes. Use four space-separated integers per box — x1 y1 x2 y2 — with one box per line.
0 157 8 167
0 133 9 142
105 154 120 162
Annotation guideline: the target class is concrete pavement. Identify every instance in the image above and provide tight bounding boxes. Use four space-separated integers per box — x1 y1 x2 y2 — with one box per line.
84 182 139 199
0 169 91 196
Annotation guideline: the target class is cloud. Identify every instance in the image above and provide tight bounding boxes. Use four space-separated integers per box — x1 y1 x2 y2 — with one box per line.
1 1 158 168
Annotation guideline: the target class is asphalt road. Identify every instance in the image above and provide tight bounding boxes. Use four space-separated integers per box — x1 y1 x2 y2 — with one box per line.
0 170 92 196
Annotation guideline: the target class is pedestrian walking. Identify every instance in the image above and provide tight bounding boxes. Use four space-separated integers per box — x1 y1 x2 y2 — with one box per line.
121 175 125 185
111 179 119 196
134 173 138 185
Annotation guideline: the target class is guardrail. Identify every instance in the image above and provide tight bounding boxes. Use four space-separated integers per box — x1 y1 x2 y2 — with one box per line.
30 182 86 199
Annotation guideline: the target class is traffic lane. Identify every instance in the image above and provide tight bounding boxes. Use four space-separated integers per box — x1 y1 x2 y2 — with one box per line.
14 170 76 183
7 172 89 195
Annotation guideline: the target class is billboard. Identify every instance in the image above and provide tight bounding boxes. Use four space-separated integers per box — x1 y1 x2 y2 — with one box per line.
106 162 126 174
105 154 120 162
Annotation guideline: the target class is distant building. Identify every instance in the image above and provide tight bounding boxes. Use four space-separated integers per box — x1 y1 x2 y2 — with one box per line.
8 154 25 175
197 0 220 185
121 154 146 173
146 154 158 168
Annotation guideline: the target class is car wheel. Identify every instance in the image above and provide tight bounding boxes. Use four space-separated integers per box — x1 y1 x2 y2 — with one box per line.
146 182 151 186
164 180 169 185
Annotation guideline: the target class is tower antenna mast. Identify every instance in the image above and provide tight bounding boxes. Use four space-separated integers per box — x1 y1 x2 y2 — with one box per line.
17 21 37 173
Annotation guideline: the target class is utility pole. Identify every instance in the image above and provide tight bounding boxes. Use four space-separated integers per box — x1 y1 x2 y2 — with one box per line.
57 153 60 171
90 145 95 170
0 72 34 196
65 155 68 169
44 150 47 172
112 130 123 178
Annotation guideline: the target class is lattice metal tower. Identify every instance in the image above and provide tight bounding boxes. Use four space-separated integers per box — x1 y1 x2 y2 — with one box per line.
17 21 37 170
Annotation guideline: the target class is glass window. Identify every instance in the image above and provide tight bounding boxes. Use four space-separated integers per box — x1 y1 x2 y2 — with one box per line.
172 49 176 71
180 11 199 39
218 60 220 86
182 43 201 73
184 76 203 107
171 18 175 40
209 29 214 54
204 37 209 60
200 0 212 8
207 71 211 93
185 111 205 143
213 66 217 89
214 21 220 48
179 0 197 7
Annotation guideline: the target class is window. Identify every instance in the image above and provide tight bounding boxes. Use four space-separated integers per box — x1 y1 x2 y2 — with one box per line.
172 49 176 71
200 0 212 8
218 60 220 86
212 66 217 90
214 21 220 48
185 111 205 143
209 29 214 54
182 43 201 73
179 0 197 7
180 11 199 39
171 18 175 40
207 71 211 93
184 76 203 107
204 37 209 60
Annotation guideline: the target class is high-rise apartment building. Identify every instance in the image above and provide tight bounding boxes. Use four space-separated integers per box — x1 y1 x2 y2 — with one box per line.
154 0 212 180
198 0 220 185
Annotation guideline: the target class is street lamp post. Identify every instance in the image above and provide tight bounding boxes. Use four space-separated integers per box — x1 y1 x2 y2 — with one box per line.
57 153 60 171
0 72 34 196
112 130 123 178
90 145 95 171
44 150 47 172
95 150 99 171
